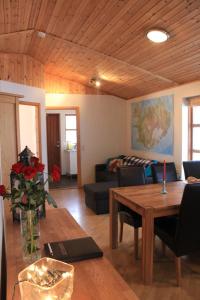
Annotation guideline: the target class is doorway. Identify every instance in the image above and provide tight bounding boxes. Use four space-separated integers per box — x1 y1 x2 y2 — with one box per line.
0 96 42 187
46 107 81 189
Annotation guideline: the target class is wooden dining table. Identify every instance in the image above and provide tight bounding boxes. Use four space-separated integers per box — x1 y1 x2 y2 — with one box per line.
109 181 186 285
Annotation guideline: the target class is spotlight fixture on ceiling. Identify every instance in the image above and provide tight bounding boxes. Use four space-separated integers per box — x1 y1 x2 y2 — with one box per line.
89 77 101 88
146 29 169 43
37 31 46 39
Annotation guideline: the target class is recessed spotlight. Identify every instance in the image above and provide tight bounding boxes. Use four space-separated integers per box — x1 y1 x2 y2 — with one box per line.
146 29 169 43
37 31 46 39
95 79 101 87
89 77 101 88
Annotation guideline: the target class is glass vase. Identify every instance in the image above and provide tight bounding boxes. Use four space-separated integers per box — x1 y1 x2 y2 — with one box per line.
20 209 41 263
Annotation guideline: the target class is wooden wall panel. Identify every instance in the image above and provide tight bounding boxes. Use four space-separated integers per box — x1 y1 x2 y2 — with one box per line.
44 72 104 95
0 53 44 88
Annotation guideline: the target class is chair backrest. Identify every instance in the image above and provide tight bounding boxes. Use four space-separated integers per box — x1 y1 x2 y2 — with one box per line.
175 183 200 256
117 166 145 187
183 161 200 179
151 162 178 183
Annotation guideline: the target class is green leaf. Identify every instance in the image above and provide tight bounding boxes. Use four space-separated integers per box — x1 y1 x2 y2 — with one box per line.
46 194 57 208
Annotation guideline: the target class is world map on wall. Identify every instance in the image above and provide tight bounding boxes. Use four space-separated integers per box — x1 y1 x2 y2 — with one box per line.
131 95 174 155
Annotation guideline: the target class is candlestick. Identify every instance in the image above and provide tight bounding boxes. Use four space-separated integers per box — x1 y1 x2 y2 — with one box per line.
163 160 166 181
161 179 167 194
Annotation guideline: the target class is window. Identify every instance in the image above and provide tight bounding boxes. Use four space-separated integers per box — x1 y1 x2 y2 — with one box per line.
189 102 200 160
65 114 77 150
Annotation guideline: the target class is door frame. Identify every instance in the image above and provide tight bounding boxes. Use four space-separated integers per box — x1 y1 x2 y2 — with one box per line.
0 93 22 187
45 106 82 187
18 101 42 160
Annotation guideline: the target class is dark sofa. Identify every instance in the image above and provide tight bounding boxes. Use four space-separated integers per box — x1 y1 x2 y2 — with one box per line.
84 155 158 214
95 162 154 184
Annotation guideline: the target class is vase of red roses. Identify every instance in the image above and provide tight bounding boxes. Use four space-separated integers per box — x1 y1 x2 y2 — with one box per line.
0 156 60 263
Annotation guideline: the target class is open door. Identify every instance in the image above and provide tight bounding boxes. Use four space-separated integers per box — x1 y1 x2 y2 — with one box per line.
0 94 19 187
46 114 61 173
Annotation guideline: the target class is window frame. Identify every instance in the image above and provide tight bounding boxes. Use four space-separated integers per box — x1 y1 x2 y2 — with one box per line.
188 101 200 160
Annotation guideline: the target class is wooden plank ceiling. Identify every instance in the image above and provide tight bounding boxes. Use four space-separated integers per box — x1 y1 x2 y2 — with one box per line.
0 0 200 99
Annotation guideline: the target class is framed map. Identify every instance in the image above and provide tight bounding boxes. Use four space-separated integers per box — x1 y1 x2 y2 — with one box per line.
131 95 174 155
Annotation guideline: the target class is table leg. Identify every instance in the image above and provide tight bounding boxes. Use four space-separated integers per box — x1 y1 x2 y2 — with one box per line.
142 207 154 284
109 190 118 249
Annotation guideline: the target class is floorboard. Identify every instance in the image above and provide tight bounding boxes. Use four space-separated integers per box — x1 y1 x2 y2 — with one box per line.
49 175 77 189
48 188 200 300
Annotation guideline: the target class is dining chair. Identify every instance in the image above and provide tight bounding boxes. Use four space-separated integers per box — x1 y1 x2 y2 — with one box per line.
183 160 200 179
151 162 178 183
117 166 146 259
154 183 200 285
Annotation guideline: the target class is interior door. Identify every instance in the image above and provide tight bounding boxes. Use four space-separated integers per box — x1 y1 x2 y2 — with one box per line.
0 95 19 187
46 114 61 173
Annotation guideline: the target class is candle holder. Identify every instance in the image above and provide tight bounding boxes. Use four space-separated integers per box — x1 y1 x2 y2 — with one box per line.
18 257 74 300
161 180 168 194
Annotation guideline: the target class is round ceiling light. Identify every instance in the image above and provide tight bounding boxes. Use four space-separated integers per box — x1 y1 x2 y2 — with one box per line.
146 29 169 43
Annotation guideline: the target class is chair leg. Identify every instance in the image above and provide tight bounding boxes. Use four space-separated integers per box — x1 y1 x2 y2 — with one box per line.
162 241 166 256
119 220 124 242
175 256 181 286
134 228 139 260
153 234 156 255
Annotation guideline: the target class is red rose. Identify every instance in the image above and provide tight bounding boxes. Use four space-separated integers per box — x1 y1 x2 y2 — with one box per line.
36 163 45 173
21 194 27 205
51 165 61 182
30 156 39 167
22 166 37 180
0 185 6 197
11 162 23 174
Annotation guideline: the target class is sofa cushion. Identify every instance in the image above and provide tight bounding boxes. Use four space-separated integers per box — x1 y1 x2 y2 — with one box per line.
84 181 117 214
122 156 158 177
95 170 118 182
84 181 117 200
106 155 125 170
108 158 123 172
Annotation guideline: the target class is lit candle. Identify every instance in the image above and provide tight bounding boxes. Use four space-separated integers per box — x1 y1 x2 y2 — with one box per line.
163 160 166 181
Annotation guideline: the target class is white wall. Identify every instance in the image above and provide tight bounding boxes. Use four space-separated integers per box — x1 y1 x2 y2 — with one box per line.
0 148 3 289
126 81 200 175
19 104 37 155
46 94 127 184
0 81 48 173
46 109 76 175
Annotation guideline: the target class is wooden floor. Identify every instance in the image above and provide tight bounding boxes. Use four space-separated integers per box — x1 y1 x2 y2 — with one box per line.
49 188 200 300
49 175 77 189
